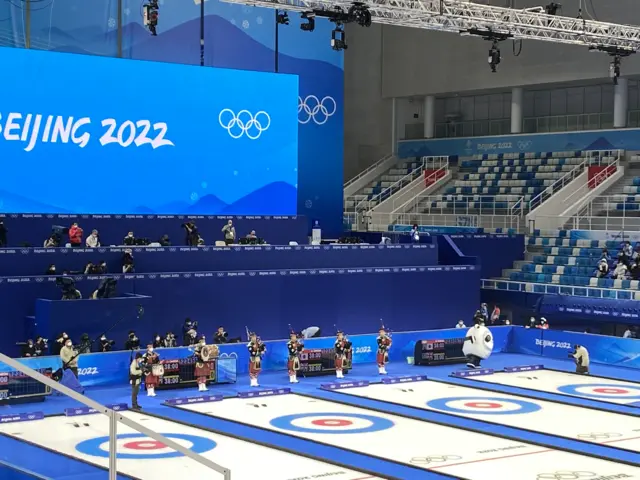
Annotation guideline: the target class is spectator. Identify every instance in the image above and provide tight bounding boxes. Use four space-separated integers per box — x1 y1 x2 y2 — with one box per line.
613 260 628 280
526 317 537 329
536 317 549 330
0 220 6 247
222 220 236 245
473 310 485 325
622 241 633 258
22 339 37 357
600 248 611 263
163 332 177 348
86 230 100 248
410 224 420 243
125 330 140 351
456 319 466 329
595 259 609 278
122 249 135 273
480 303 489 321
44 235 58 248
123 231 136 246
34 336 47 356
152 333 163 349
69 223 83 247
45 264 56 275
159 234 171 247
490 305 501 324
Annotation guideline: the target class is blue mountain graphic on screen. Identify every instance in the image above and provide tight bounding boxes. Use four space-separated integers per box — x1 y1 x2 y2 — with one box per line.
0 190 72 214
584 137 616 151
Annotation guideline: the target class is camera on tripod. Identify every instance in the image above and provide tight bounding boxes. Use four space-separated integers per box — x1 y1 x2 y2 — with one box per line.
143 0 159 36
56 277 81 300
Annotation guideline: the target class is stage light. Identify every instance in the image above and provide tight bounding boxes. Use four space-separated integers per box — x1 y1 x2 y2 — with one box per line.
277 11 289 25
143 0 159 36
488 40 501 73
331 25 347 51
300 12 315 32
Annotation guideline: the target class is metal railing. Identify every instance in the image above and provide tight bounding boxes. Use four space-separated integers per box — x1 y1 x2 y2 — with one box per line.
0 353 231 480
527 150 621 212
366 211 523 233
528 214 640 234
481 278 636 301
343 153 393 190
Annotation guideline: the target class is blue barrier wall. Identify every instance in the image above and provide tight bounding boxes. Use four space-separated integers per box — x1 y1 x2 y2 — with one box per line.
0 214 308 247
0 244 438 276
397 128 640 159
4 327 512 387
449 234 524 279
436 235 478 267
0 464 39 480
0 266 481 356
509 327 640 370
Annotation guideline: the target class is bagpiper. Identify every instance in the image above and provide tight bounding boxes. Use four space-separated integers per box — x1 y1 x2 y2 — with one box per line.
142 343 162 397
194 336 212 392
334 330 348 379
248 332 266 387
286 331 304 384
376 327 392 375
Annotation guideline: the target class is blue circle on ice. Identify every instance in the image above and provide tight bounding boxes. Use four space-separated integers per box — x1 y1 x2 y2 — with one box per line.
75 433 216 459
270 412 394 434
427 396 541 415
557 383 640 399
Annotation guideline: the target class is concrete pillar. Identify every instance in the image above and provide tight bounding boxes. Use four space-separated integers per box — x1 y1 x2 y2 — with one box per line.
511 87 523 134
614 78 628 128
423 95 435 139
391 98 398 154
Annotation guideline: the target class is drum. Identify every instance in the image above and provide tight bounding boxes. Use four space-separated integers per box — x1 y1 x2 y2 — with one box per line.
151 364 165 376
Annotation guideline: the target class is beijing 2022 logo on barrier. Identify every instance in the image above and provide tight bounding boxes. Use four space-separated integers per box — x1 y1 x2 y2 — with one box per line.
298 96 336 125
218 109 270 140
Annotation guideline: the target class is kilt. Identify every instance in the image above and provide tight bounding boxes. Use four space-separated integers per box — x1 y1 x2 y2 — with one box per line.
195 361 212 378
249 357 262 376
145 373 159 387
287 357 300 374
376 351 389 365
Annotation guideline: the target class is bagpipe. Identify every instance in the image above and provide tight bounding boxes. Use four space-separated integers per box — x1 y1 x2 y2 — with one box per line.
333 324 353 351
246 326 266 356
288 324 305 354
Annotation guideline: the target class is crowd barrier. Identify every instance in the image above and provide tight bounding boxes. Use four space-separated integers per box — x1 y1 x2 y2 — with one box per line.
448 234 524 279
0 243 438 276
509 327 640 370
0 464 33 480
2 327 512 387
1 265 481 355
0 214 308 247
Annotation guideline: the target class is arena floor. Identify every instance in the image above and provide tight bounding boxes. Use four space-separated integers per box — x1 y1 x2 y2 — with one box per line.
0 352 639 480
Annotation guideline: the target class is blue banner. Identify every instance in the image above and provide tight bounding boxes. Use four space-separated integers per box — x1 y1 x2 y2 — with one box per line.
509 327 640 370
1 327 512 387
0 244 439 277
398 129 640 159
0 47 298 216
538 294 640 322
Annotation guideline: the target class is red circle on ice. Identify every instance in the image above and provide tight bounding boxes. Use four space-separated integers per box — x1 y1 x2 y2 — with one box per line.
311 419 353 427
464 402 502 409
123 440 166 450
593 388 628 395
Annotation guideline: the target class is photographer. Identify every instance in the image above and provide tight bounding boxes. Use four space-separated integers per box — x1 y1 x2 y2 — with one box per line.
182 222 199 246
129 352 143 410
122 249 135 273
34 336 48 356
60 337 79 378
45 264 57 275
182 318 198 346
214 326 242 344
221 220 236 245
123 231 136 246
159 234 171 247
77 333 92 354
125 330 141 351
22 339 37 357
152 333 163 349
569 344 590 374
57 277 82 300
99 334 115 352
44 235 59 248
53 332 68 355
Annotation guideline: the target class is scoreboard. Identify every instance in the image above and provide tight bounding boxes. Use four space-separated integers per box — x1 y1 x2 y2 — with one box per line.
414 338 466 366
0 368 52 405
299 348 352 376
155 357 236 390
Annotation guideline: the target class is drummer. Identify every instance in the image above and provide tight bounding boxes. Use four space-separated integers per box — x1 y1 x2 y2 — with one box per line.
194 336 212 392
142 343 162 397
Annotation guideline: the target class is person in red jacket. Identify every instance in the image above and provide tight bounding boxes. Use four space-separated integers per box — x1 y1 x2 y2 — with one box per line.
69 223 84 248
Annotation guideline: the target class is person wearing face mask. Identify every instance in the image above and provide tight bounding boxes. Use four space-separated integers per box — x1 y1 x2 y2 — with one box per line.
123 231 136 246
45 264 57 275
22 339 37 357
130 352 144 410
125 331 140 351
152 334 163 349
194 336 212 392
99 334 115 352
60 338 79 378
34 336 48 356
456 320 466 329
142 344 161 397
53 332 68 355
163 332 177 348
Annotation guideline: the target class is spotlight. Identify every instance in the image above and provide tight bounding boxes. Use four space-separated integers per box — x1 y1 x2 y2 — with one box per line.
331 25 347 51
348 3 372 27
143 0 159 36
300 12 315 32
545 2 561 15
610 56 621 85
276 11 289 25
488 40 501 73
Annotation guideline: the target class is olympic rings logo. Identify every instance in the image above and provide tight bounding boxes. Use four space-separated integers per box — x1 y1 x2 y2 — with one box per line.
536 472 596 480
298 95 336 125
218 109 271 140
410 455 462 464
577 432 622 440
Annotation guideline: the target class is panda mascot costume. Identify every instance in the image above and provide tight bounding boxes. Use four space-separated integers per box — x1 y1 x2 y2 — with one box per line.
462 317 494 369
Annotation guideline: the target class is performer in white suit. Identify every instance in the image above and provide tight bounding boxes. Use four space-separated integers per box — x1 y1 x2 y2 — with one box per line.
462 318 494 369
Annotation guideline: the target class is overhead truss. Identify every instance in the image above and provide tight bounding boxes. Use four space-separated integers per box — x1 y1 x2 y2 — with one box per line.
222 0 640 51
